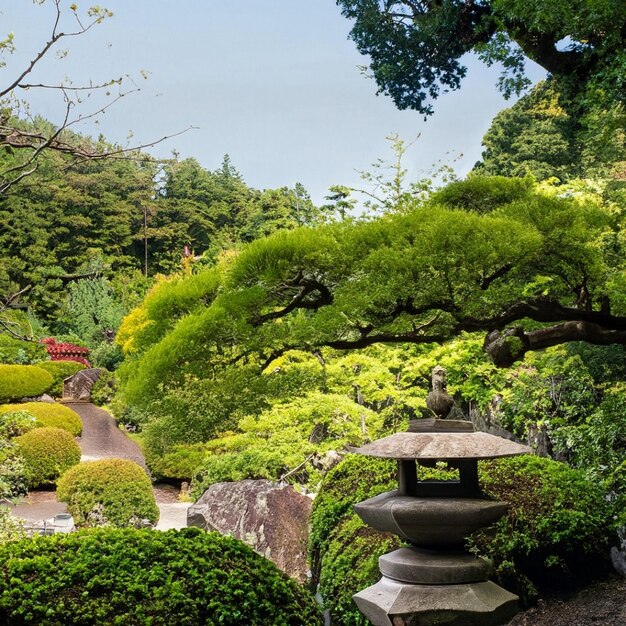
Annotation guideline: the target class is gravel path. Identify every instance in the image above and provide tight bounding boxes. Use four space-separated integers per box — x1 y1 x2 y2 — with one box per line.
9 403 189 529
67 402 147 470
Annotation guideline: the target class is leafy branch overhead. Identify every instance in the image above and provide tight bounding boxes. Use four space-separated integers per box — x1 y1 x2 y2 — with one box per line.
117 177 626 409
0 0 194 193
337 0 626 114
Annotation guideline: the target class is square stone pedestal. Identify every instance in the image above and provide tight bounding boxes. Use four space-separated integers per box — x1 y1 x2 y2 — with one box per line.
353 576 519 626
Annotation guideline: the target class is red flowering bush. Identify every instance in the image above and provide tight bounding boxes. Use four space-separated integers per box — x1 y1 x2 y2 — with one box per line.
42 338 91 367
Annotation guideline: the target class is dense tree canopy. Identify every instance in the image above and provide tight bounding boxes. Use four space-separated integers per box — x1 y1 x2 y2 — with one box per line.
0 122 322 320
337 0 626 115
474 82 626 181
118 177 625 413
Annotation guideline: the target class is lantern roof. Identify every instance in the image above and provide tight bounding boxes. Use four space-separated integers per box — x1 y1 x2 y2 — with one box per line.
352 428 530 461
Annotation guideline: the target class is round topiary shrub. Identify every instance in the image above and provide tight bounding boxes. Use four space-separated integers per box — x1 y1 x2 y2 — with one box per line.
0 364 53 402
0 402 82 436
0 527 324 625
36 360 86 397
14 427 81 488
57 458 159 528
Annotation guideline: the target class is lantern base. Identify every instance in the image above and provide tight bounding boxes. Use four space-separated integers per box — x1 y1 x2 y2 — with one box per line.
353 577 519 626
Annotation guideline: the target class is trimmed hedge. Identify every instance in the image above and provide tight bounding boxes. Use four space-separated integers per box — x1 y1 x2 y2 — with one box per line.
0 527 324 625
310 454 615 624
0 402 82 436
14 427 81 488
57 458 159 528
0 364 53 402
36 360 86 397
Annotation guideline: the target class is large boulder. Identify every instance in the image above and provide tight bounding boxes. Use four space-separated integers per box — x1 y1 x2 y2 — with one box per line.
188 479 312 583
62 368 101 401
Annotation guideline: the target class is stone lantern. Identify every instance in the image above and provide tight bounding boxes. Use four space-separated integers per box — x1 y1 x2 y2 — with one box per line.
351 416 531 626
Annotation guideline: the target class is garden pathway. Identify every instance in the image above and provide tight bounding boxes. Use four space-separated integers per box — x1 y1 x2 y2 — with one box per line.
9 403 189 530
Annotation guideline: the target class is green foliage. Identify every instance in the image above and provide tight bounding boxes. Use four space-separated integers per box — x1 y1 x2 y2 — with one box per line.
336 1 626 115
89 340 123 370
14 427 81 488
554 382 626 524
55 275 125 349
57 459 159 528
0 410 36 439
474 455 615 602
309 455 398 585
0 438 28 498
474 81 625 181
430 175 535 213
319 515 401 626
498 346 597 438
191 392 384 493
0 507 25 544
0 335 47 365
0 311 47 365
36 360 85 397
0 527 324 625
90 369 116 406
0 364 53 402
0 402 82 437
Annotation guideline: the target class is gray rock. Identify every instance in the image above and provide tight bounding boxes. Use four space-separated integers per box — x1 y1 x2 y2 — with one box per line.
188 479 312 583
63 368 101 401
21 393 55 403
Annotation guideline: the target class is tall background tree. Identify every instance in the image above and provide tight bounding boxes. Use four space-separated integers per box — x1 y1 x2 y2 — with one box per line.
336 0 626 115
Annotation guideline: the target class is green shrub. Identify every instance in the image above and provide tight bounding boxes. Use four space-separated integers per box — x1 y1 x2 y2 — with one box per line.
319 515 401 626
0 364 53 402
0 439 28 498
0 507 25 543
147 443 207 482
190 392 384 494
90 368 116 406
57 458 159 528
0 527 324 625
0 402 82 436
0 410 37 439
89 340 124 370
0 334 47 364
473 455 615 602
36 360 86 397
14 427 81 488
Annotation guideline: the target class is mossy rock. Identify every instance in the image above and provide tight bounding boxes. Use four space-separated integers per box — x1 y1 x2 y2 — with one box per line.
0 364 53 402
0 527 324 625
0 402 82 436
14 427 81 488
57 458 159 528
36 360 86 397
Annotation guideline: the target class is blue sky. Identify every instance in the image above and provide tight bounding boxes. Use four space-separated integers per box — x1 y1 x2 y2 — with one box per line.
2 0 545 204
